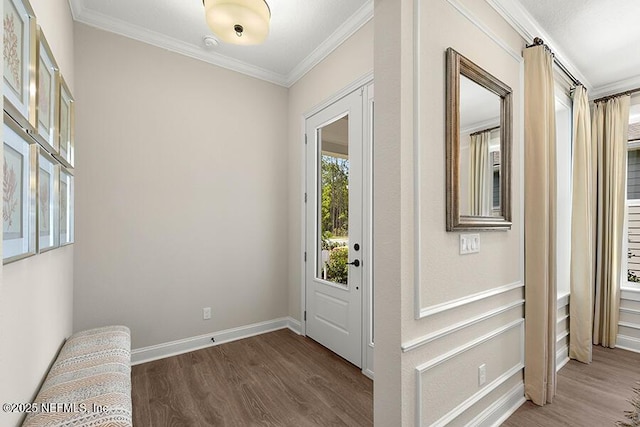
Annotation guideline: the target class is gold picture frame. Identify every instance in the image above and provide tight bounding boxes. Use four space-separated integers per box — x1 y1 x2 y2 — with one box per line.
37 147 59 252
3 0 37 131
34 26 60 154
59 167 74 246
55 75 74 168
3 111 37 264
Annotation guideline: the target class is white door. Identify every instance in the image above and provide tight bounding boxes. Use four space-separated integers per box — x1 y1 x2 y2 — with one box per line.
305 88 363 367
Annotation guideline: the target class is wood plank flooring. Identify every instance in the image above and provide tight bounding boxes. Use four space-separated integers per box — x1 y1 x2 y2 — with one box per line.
131 329 373 426
503 345 640 426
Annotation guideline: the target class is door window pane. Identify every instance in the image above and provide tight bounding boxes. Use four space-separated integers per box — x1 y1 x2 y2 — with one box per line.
316 116 349 286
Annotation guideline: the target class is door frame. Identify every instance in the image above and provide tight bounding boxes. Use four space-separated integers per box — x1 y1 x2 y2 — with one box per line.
299 72 374 376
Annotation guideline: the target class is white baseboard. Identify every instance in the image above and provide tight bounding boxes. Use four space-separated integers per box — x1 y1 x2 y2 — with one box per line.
362 368 374 380
467 382 525 427
287 317 302 335
556 344 569 371
617 334 640 354
131 316 301 365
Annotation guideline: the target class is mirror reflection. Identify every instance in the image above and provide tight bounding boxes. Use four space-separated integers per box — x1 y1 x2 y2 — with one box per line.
459 75 502 217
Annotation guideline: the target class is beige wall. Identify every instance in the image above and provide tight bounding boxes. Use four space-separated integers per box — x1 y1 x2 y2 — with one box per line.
73 24 289 350
374 0 526 424
372 0 406 424
287 20 373 322
0 1 75 426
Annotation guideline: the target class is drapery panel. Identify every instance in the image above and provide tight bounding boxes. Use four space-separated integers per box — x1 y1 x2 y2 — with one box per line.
523 45 557 406
469 130 491 216
569 85 594 363
592 95 630 347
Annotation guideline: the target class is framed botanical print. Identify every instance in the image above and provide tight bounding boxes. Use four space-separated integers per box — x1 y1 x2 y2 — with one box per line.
37 148 59 252
3 111 37 263
35 27 60 154
56 76 74 168
59 167 74 246
3 0 37 129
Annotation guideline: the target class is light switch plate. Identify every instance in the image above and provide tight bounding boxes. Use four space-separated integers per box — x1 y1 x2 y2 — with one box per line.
460 234 480 254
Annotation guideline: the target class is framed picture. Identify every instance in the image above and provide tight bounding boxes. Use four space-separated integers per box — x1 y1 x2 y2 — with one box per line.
3 111 37 264
56 76 74 168
59 167 74 246
35 27 60 154
3 0 37 130
37 148 59 252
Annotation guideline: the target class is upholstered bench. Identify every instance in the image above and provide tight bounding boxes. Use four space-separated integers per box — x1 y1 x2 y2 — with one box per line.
22 326 133 427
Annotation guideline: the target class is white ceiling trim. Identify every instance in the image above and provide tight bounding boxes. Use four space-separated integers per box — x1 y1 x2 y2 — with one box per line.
590 74 640 100
68 0 373 88
285 1 373 86
69 2 288 86
486 0 592 92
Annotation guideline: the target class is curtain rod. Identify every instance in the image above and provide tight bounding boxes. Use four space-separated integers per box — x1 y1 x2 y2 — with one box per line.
593 87 640 103
525 37 582 88
470 125 500 137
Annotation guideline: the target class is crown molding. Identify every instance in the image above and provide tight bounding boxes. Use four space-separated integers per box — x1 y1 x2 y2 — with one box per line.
71 6 288 86
485 0 592 92
589 74 640 100
69 0 373 88
285 1 374 86
68 0 83 20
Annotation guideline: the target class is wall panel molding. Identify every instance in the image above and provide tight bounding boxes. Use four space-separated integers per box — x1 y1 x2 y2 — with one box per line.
466 382 525 427
413 0 525 319
402 299 523 352
419 282 523 320
622 287 640 301
414 319 524 426
617 334 640 354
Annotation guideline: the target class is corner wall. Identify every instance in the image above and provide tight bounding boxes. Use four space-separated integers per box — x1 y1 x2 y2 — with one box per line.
0 1 75 426
374 0 526 424
73 24 289 351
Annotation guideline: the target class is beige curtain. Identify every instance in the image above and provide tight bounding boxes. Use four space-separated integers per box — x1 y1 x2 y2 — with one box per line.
569 86 594 363
523 45 557 406
469 131 491 215
593 95 630 347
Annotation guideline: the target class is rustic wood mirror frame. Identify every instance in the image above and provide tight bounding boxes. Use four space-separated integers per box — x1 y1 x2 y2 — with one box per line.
446 47 513 231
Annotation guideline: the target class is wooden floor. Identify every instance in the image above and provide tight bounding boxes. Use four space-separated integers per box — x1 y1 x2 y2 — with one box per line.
131 329 373 426
503 345 640 426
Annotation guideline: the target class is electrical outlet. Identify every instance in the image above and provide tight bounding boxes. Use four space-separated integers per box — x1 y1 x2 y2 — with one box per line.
478 364 486 386
203 307 211 320
460 234 480 254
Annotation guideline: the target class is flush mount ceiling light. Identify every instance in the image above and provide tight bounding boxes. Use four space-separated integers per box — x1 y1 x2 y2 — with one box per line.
203 0 271 45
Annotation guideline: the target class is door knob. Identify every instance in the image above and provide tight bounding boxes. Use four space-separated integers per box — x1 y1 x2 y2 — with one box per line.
347 259 360 267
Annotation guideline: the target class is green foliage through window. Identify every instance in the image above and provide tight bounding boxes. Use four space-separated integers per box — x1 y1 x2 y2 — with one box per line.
321 155 349 238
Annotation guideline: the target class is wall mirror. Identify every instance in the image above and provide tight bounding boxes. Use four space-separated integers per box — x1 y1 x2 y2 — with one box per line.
446 47 512 231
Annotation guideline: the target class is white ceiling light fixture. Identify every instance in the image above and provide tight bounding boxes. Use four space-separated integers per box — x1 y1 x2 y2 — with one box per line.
203 0 271 45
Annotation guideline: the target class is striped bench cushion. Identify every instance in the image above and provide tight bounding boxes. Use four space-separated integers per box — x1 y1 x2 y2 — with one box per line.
22 326 132 427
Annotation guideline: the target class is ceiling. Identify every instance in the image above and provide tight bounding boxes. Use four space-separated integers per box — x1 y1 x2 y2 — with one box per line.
70 1 639 97
69 0 372 87
493 0 640 97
